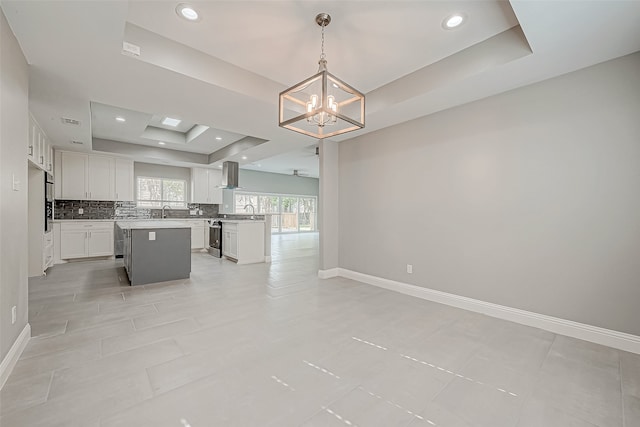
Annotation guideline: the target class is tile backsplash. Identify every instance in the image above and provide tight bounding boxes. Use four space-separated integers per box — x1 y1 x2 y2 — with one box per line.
54 200 218 220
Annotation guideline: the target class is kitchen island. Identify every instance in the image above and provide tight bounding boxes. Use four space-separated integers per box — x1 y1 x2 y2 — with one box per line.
116 221 191 286
217 219 266 264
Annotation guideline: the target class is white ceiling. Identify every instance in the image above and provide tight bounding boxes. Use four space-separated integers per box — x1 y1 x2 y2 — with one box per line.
2 1 639 179
90 102 246 154
126 1 519 93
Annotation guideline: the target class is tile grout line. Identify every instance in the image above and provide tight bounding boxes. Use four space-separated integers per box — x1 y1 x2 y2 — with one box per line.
144 366 157 398
44 370 55 402
513 333 559 427
619 350 626 427
297 382 362 426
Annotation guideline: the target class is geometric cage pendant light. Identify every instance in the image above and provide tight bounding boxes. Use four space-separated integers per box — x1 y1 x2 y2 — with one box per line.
279 13 365 139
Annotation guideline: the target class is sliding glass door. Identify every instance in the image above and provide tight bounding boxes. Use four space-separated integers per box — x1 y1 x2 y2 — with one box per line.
280 197 298 233
298 197 316 232
234 192 317 233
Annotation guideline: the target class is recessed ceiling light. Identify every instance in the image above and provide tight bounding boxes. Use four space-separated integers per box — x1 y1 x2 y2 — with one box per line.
242 156 247 160
158 141 166 145
176 4 200 22
162 117 181 127
115 116 126 122
215 136 222 140
443 13 466 30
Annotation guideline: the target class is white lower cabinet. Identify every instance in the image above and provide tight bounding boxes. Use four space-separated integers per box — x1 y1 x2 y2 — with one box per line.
60 230 89 259
88 229 115 256
60 222 114 259
43 231 54 270
182 219 207 250
223 225 239 259
191 224 205 249
222 221 263 264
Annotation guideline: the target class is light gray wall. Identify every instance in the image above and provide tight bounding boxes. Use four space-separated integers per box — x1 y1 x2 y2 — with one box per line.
239 169 319 196
319 140 339 271
0 10 29 363
220 169 320 213
134 162 192 201
338 52 640 336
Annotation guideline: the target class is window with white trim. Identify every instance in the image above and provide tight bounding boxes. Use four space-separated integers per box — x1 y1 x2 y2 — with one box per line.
136 177 187 208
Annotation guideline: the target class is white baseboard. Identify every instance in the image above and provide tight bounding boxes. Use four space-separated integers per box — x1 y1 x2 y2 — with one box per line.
338 268 640 355
318 268 339 279
0 323 31 390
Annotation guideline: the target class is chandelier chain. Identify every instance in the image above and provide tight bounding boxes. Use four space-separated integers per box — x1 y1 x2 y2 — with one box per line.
320 23 326 60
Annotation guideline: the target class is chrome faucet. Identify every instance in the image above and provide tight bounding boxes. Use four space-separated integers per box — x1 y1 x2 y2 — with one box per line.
244 204 255 219
161 205 172 219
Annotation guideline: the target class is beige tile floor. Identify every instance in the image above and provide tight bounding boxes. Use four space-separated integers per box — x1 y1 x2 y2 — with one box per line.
1 233 639 426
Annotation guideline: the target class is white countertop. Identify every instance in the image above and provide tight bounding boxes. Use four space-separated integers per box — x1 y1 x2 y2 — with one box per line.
53 218 211 223
53 219 117 222
54 218 264 224
215 219 265 223
116 220 191 230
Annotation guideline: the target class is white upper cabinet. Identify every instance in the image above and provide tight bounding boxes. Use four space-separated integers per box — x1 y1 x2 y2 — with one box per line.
60 151 88 199
28 115 36 162
191 168 222 204
191 167 209 204
88 155 114 200
208 169 223 204
56 151 133 201
28 113 53 173
114 158 134 201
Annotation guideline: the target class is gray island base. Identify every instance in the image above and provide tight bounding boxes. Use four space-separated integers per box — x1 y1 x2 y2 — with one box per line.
117 221 191 286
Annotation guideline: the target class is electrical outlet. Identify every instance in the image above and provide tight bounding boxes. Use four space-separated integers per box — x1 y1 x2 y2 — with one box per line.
406 264 413 274
11 306 16 324
78 208 84 215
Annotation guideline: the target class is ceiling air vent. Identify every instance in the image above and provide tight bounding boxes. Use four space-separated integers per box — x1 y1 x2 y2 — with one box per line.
61 117 81 126
70 140 84 145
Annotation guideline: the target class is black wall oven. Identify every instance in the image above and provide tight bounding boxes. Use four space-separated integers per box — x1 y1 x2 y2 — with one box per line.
45 172 54 233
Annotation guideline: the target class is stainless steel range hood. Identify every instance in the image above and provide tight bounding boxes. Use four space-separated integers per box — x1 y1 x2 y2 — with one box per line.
220 161 240 189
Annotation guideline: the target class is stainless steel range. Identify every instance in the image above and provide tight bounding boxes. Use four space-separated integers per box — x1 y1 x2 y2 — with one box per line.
208 220 222 258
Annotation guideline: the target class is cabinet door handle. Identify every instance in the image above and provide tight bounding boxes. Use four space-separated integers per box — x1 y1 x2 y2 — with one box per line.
28 146 33 156
47 164 52 171
39 156 44 165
